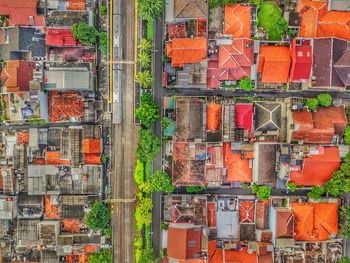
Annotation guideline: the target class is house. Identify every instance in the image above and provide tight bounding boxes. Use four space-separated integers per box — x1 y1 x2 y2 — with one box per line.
253 143 277 187
258 46 291 84
224 4 251 38
254 102 281 135
224 143 252 183
0 0 45 26
173 0 208 19
290 146 341 186
328 0 350 11
312 38 350 89
269 207 294 247
209 242 258 263
0 27 46 60
166 38 207 67
46 28 81 46
16 219 40 248
0 196 16 219
291 106 348 144
0 60 35 92
236 103 253 137
297 0 350 40
167 223 203 261
289 38 312 82
291 202 338 241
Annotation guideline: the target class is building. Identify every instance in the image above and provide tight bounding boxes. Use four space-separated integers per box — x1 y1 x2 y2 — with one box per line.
269 207 294 247
291 106 348 144
258 46 291 84
224 4 251 38
312 38 350 89
1 60 35 92
46 28 81 46
173 0 208 20
289 38 312 82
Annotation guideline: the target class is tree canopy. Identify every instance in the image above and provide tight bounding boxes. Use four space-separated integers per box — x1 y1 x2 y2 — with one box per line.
99 32 108 55
89 249 112 263
137 129 161 162
340 206 350 238
100 5 107 16
307 186 324 199
256 185 271 201
138 0 164 21
287 182 296 193
305 98 319 111
149 170 174 193
134 197 153 230
338 257 350 263
134 159 145 187
239 77 254 92
84 201 110 231
317 93 332 107
136 71 153 89
136 93 159 128
344 126 350 145
72 22 98 46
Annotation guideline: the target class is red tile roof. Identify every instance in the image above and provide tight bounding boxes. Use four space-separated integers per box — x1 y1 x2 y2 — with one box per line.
207 104 222 131
209 242 257 263
166 38 207 67
217 39 254 81
235 103 253 131
289 39 312 82
291 202 338 241
48 91 84 122
167 225 202 260
297 0 350 40
0 60 35 93
292 107 348 144
46 29 81 46
290 146 340 186
224 143 252 183
224 4 251 38
258 46 291 84
0 0 45 26
82 139 101 154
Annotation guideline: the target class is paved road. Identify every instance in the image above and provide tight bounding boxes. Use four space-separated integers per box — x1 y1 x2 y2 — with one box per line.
110 0 138 262
151 16 164 257
0 121 100 131
164 88 350 99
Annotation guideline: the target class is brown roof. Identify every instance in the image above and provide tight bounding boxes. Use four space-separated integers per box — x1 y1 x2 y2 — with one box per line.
0 60 35 92
174 0 208 18
276 209 293 238
334 50 350 86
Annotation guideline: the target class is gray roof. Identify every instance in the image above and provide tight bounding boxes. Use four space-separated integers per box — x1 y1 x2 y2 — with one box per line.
38 221 60 246
0 197 16 219
328 0 350 11
254 102 281 131
16 219 40 247
217 210 239 239
27 165 59 195
44 69 91 90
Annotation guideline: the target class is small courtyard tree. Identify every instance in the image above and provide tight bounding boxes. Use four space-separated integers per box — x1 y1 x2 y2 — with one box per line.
256 185 271 201
138 0 164 21
138 52 152 69
307 186 324 199
339 206 350 238
72 22 98 46
135 93 159 128
84 201 110 231
148 170 174 193
136 71 153 89
317 93 332 107
89 249 112 263
239 77 254 92
136 129 161 162
305 98 319 111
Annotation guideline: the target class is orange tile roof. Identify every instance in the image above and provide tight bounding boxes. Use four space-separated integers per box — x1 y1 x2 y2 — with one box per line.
207 104 222 131
84 154 101 165
166 38 207 67
44 195 59 219
224 143 252 183
48 91 84 122
67 0 85 10
0 60 35 92
45 151 71 165
290 147 340 186
209 242 257 263
62 219 80 233
224 4 251 38
297 0 350 40
17 131 29 144
291 202 338 241
82 139 101 154
258 46 291 83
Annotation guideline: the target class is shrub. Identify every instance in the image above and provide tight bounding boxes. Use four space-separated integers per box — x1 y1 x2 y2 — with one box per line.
134 159 145 187
136 93 159 128
161 117 171 130
138 52 152 69
307 186 324 199
100 4 107 15
136 129 161 162
89 249 112 263
99 31 108 55
149 170 174 193
103 226 112 237
256 185 271 201
84 201 110 231
239 77 254 92
134 197 153 230
185 185 207 193
339 206 350 239
287 182 296 193
242 183 249 189
209 0 237 8
136 71 153 89
305 98 319 111
276 18 288 34
338 257 350 263
72 22 98 46
138 0 164 21
138 38 152 54
344 127 350 145
317 93 332 107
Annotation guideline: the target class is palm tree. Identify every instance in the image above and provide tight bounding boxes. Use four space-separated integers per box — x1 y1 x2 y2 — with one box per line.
138 38 152 54
138 0 164 21
136 71 153 89
138 52 151 69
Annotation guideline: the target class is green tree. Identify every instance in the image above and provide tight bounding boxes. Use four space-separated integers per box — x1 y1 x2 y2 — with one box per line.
345 127 350 145
287 182 296 193
338 257 350 263
138 52 152 69
72 22 98 46
136 93 159 128
99 31 108 55
134 197 153 230
339 206 350 238
136 70 153 89
149 170 174 193
307 186 324 198
161 117 171 130
139 247 160 263
138 0 164 21
138 38 152 54
256 185 271 201
89 249 112 263
242 183 249 189
137 129 161 162
100 4 107 15
84 201 110 231
317 93 332 107
305 98 319 111
276 18 288 34
134 159 145 187
251 183 259 193
103 226 112 237
324 170 350 197
239 77 254 92
185 185 207 193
